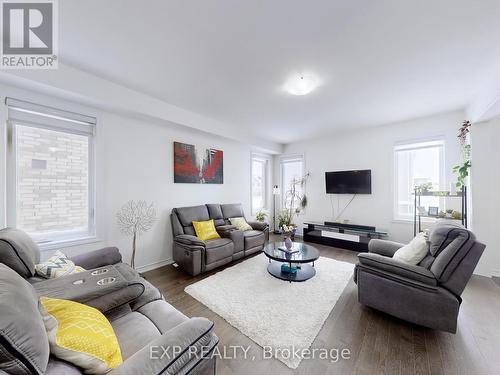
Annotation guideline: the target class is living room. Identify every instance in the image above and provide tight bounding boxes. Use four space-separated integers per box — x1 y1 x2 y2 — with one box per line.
0 1 499 374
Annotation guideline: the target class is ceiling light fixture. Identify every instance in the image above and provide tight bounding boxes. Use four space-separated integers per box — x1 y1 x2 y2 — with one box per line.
285 74 318 96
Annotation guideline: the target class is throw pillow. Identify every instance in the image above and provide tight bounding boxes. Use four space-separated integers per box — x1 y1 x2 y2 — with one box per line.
229 217 253 231
192 219 221 241
39 297 123 374
35 250 85 279
393 233 429 265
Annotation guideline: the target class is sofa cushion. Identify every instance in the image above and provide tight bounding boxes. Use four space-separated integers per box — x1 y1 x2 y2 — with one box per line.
35 250 85 279
171 211 185 236
107 318 217 375
192 220 221 241
136 300 188 334
206 204 225 226
0 264 49 375
175 206 210 227
243 230 265 250
39 297 123 374
221 203 245 219
428 220 471 256
393 233 429 265
111 311 161 359
0 227 40 278
418 254 435 269
46 358 82 375
229 217 253 231
205 238 234 264
430 227 476 282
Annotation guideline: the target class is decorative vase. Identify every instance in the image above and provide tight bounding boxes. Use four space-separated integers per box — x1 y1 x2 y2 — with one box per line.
284 236 293 250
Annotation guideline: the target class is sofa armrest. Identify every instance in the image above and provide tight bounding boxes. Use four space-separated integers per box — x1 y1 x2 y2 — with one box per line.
69 247 122 269
368 239 405 257
248 221 269 231
174 235 206 247
357 253 437 286
216 225 237 234
109 317 217 375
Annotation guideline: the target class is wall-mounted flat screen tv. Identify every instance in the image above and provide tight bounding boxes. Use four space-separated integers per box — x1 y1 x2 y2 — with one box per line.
325 170 372 194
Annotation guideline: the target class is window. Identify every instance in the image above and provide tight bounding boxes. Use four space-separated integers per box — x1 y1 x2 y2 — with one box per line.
251 155 269 215
6 98 96 245
394 140 444 220
280 155 304 209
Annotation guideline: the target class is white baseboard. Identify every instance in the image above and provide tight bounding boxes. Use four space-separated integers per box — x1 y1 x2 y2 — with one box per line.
136 258 173 273
491 269 500 278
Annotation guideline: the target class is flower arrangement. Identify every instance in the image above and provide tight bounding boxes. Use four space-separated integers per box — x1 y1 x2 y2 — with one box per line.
279 172 310 237
281 224 297 243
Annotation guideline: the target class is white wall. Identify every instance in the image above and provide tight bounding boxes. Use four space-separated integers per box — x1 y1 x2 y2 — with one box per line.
0 83 258 272
0 65 283 154
278 111 464 244
99 112 253 271
470 116 500 277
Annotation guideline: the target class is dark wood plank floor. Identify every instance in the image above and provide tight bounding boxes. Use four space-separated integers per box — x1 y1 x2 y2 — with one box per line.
144 235 500 375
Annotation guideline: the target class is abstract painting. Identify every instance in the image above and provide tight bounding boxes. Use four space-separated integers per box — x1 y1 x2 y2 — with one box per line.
174 142 223 184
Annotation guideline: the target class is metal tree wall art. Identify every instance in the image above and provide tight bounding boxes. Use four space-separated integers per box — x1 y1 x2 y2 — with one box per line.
116 200 157 269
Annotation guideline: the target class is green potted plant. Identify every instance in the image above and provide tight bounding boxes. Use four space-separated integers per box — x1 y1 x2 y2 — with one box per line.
255 209 268 223
415 182 433 195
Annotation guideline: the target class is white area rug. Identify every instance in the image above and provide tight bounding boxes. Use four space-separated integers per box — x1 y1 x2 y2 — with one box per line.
185 253 354 368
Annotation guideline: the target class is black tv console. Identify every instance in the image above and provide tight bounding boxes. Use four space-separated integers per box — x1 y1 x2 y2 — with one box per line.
303 221 388 252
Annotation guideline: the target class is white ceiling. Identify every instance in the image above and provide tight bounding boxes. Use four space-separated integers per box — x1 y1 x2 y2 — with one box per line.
60 0 500 143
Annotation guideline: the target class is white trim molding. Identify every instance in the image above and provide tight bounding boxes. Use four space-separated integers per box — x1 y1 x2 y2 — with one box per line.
136 258 173 273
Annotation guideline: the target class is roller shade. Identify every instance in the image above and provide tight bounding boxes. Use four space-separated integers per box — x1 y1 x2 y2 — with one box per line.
5 97 96 136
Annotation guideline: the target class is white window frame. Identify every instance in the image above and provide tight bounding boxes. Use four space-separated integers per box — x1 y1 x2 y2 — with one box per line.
251 153 270 215
279 154 305 209
5 98 96 248
393 138 445 221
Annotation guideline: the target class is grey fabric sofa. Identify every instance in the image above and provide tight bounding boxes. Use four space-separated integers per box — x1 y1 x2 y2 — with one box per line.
354 221 486 333
0 227 218 375
171 203 269 276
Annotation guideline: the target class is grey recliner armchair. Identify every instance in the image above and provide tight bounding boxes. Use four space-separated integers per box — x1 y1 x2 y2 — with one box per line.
171 203 269 276
354 221 486 333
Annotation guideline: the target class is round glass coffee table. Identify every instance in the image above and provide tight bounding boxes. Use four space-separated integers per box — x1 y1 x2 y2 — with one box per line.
263 242 320 282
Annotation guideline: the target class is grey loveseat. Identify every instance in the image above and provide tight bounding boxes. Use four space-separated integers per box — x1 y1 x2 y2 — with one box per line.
0 227 218 375
171 203 269 276
354 221 486 333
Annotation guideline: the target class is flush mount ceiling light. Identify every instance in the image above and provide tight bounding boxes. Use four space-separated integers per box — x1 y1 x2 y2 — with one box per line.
284 74 318 95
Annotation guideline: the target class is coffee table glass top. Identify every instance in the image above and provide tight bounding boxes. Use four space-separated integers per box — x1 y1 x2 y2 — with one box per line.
263 242 320 263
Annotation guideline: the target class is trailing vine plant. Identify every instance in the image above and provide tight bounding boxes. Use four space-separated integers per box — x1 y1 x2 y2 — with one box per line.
453 120 471 189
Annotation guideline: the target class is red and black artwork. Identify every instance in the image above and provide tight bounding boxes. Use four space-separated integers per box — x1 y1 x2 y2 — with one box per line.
174 142 223 184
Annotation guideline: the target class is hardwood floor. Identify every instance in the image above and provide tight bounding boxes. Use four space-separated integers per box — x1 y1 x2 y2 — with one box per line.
144 236 500 375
